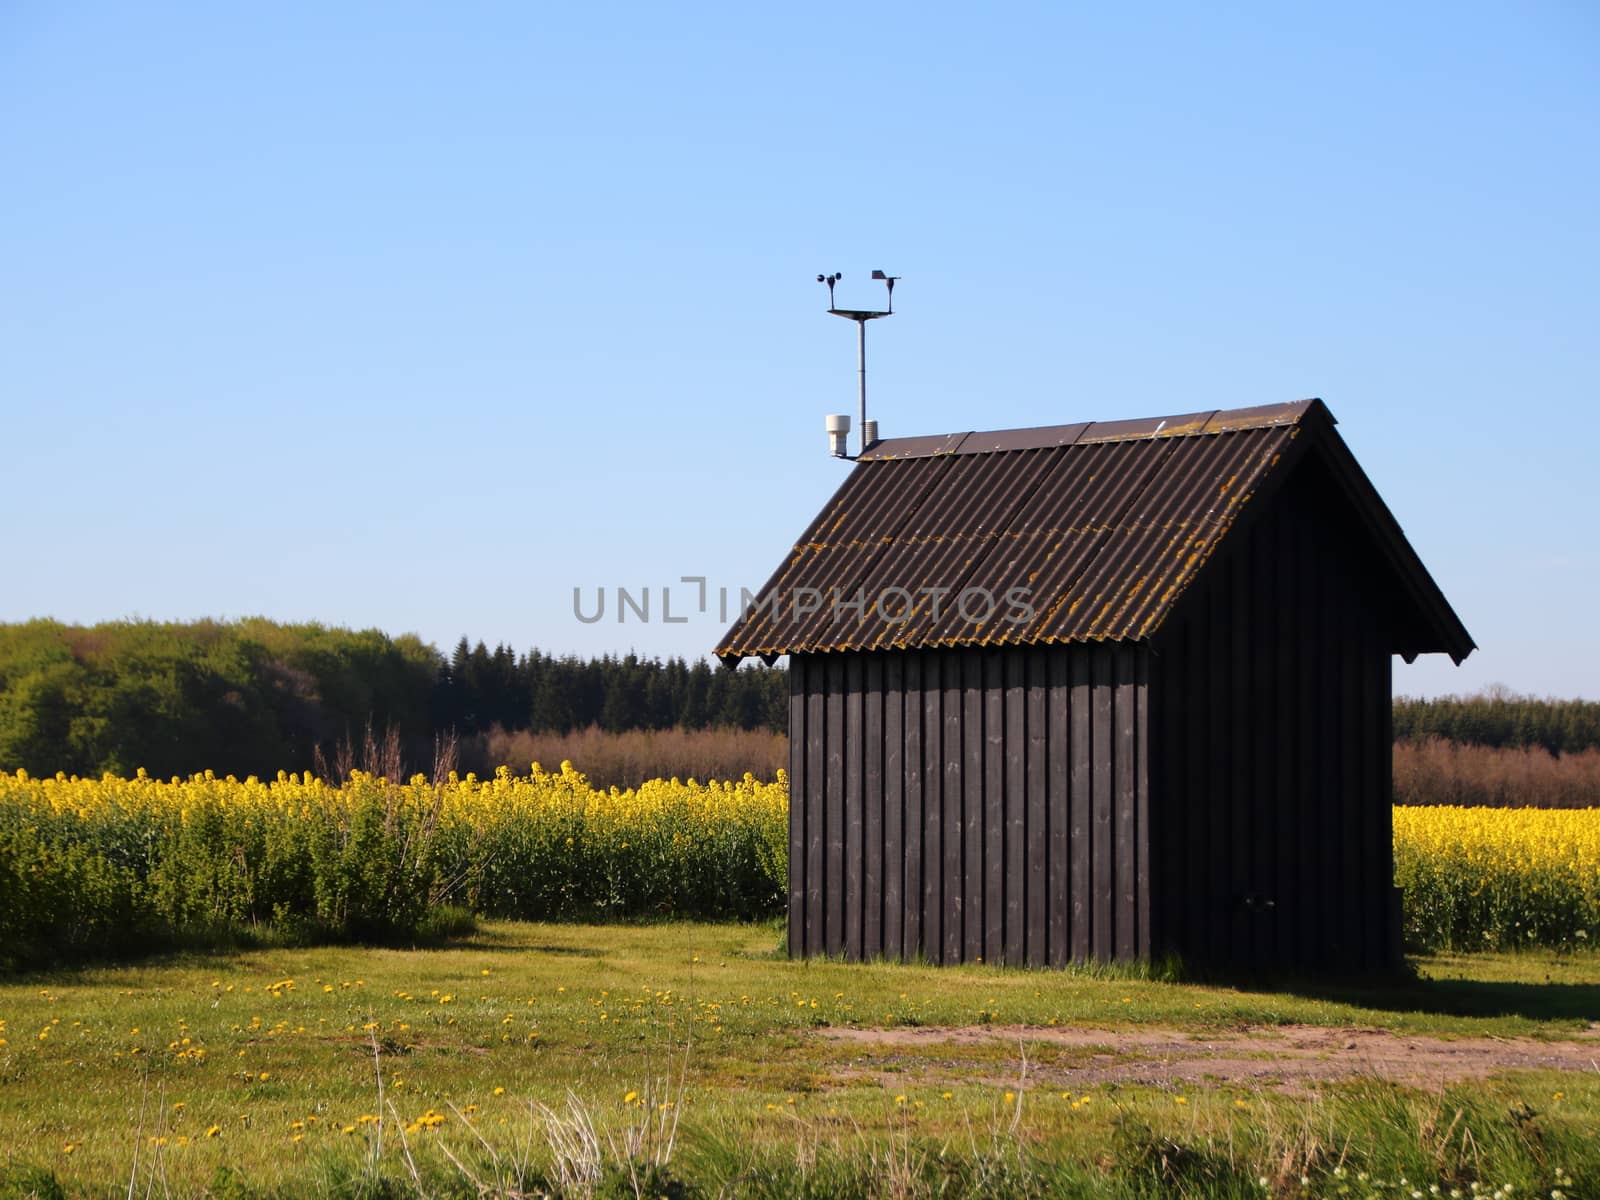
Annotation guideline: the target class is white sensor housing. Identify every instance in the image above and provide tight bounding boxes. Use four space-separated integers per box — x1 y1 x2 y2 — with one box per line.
825 413 851 458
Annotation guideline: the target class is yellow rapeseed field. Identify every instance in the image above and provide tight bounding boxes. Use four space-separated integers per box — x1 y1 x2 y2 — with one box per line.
2 766 1596 959
1394 804 1600 950
0 764 787 966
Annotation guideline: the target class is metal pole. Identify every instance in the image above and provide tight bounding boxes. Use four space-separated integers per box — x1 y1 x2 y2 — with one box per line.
857 317 867 457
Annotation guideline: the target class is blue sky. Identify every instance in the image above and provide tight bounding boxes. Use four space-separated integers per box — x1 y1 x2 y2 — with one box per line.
1 3 1595 697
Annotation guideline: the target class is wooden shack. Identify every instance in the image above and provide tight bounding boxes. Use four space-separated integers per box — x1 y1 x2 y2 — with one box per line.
716 400 1473 974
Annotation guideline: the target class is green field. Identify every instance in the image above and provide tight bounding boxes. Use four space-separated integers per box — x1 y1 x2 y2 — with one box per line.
2 922 1597 1199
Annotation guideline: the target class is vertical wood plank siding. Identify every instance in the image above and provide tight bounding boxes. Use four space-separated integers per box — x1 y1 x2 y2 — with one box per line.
1146 451 1398 974
789 642 1150 965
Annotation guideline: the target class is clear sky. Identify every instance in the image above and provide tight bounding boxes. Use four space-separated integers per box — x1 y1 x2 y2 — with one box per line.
2 3 1595 698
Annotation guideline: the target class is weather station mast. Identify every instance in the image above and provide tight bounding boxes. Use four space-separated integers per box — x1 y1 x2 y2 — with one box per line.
819 270 899 459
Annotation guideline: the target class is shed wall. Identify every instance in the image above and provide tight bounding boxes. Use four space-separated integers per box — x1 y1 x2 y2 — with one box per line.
788 643 1149 965
1148 451 1397 974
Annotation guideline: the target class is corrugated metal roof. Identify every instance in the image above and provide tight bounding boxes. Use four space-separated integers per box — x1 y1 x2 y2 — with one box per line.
717 399 1475 663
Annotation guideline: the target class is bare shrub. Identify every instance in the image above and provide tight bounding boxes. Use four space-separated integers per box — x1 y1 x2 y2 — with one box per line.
1394 737 1600 808
312 719 408 783
454 726 1600 806
430 727 459 784
462 724 786 788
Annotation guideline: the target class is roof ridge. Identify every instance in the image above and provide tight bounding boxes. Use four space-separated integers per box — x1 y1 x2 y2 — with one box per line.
858 399 1322 462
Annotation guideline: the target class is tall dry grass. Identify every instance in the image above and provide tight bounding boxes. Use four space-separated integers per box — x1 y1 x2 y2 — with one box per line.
465 724 787 790
1394 737 1600 808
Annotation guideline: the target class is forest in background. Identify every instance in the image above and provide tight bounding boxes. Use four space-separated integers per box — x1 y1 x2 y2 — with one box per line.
1 618 1596 804
0 618 783 780
1391 690 1600 754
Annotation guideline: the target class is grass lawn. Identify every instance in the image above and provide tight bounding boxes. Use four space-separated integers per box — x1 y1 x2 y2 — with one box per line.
1 921 1597 1199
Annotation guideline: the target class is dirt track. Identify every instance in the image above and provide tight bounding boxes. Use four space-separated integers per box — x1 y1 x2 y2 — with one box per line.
817 1023 1600 1093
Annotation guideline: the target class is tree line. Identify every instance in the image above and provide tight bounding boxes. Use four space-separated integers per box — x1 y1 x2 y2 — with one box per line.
436 638 784 738
1392 689 1600 755
4 618 1594 780
0 619 784 780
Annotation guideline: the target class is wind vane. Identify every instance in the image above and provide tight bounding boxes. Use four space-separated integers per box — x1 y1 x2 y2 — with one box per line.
818 270 900 459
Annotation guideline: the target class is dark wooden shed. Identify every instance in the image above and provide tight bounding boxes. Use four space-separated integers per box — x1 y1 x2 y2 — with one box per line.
716 399 1473 974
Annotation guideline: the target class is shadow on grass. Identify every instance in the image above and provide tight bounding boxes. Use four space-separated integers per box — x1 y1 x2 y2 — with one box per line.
1294 974 1600 1024
1 910 485 981
438 938 606 956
